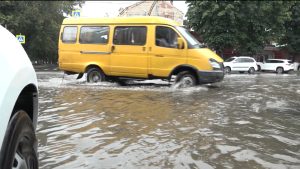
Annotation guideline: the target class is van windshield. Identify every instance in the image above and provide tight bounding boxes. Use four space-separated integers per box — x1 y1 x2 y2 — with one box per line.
175 26 205 49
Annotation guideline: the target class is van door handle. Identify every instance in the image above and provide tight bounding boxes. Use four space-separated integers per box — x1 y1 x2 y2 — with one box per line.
142 47 146 51
80 51 111 54
155 55 164 57
111 45 115 52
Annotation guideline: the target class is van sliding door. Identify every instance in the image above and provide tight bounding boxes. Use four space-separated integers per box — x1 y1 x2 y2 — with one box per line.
110 26 148 78
78 26 111 73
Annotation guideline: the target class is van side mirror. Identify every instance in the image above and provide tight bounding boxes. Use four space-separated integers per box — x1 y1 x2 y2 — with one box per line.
177 37 184 49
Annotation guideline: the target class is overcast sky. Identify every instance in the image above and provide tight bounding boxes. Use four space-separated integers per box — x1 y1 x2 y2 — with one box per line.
80 1 188 18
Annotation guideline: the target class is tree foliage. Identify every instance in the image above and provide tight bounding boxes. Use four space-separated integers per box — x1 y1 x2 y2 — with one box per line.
186 1 293 56
0 1 83 63
281 1 300 54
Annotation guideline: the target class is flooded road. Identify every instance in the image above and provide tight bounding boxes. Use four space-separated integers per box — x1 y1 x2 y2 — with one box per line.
36 71 300 169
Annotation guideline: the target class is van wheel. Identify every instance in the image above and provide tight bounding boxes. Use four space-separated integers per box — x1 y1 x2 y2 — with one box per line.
248 67 255 74
276 67 284 74
86 68 105 83
224 66 231 74
174 71 197 88
0 110 38 169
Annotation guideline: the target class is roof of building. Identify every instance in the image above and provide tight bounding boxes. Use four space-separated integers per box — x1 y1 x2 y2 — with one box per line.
119 1 183 16
119 1 145 16
62 16 181 26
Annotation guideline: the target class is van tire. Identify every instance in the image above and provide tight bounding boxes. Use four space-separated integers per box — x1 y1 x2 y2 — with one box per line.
0 110 38 169
174 71 197 88
86 68 105 83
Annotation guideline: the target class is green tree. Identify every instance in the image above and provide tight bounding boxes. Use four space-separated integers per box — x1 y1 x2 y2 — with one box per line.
0 1 83 63
186 1 292 57
281 1 300 55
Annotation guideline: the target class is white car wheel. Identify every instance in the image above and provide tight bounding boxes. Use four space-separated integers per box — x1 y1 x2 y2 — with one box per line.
276 67 284 74
224 67 231 74
0 111 38 169
248 67 255 74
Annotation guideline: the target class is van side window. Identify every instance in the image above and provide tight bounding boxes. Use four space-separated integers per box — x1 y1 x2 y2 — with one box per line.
62 26 77 43
80 26 109 44
156 26 178 48
113 26 146 45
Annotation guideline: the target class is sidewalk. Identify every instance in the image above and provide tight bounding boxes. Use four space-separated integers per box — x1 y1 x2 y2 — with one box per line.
33 64 59 72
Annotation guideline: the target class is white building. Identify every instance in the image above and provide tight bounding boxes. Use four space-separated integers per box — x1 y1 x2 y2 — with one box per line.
118 1 184 25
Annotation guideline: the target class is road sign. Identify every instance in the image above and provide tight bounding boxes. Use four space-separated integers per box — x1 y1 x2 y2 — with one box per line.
16 34 25 44
72 10 81 17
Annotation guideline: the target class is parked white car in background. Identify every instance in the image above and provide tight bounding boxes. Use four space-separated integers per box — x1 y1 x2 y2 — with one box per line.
0 25 38 169
223 56 258 74
293 62 300 71
257 59 294 74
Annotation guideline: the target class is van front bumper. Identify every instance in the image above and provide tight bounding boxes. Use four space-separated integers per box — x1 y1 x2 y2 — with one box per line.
198 70 224 84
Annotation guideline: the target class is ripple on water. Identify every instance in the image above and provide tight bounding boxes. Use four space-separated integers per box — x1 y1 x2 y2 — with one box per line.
36 72 300 168
234 120 252 125
272 154 300 163
42 107 69 113
232 149 295 169
216 145 241 154
244 134 265 139
270 135 300 146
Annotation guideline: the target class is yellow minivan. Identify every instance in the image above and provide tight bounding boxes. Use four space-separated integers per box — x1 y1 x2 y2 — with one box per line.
58 16 224 87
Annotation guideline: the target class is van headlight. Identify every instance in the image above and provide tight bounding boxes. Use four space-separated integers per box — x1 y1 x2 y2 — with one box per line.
209 58 221 70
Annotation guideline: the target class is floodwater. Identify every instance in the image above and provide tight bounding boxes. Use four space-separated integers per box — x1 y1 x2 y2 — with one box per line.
36 71 300 169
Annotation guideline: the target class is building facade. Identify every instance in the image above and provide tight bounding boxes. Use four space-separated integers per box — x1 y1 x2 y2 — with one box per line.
118 1 184 25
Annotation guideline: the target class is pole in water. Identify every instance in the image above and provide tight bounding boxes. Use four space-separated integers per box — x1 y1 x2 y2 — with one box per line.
61 72 65 85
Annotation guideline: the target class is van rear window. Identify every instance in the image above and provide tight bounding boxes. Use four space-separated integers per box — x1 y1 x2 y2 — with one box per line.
80 26 109 44
62 26 77 43
113 26 146 45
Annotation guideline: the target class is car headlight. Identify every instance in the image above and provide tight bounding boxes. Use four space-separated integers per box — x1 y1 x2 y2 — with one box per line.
209 58 221 70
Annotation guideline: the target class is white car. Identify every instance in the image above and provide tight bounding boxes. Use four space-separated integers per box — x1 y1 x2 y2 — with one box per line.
223 56 258 74
257 59 294 74
0 25 38 169
292 62 300 71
